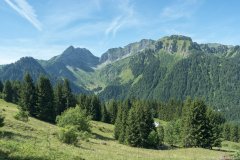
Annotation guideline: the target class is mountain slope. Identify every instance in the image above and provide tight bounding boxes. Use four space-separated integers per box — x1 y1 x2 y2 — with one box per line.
2 35 240 120
0 57 47 81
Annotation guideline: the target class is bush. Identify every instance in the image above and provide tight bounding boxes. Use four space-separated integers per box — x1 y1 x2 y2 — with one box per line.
0 112 4 127
14 109 29 122
56 106 90 132
58 126 78 145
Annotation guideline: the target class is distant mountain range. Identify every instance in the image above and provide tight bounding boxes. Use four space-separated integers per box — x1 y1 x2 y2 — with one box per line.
1 35 240 121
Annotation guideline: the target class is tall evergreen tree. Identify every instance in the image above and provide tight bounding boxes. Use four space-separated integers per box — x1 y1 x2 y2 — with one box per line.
108 100 118 124
20 73 37 116
207 109 225 148
126 106 140 147
11 81 21 104
223 123 231 141
62 79 75 108
125 101 155 148
117 99 133 143
90 95 101 121
181 97 192 147
54 82 66 116
3 80 13 102
36 76 55 122
182 99 212 148
114 103 123 140
101 104 110 123
230 124 239 142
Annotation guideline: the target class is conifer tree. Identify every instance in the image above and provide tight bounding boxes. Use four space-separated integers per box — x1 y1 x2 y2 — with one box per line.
126 106 140 147
62 79 75 108
118 103 129 143
20 73 37 116
90 95 101 121
207 109 225 148
114 103 123 140
3 80 13 102
54 82 65 116
101 104 110 123
223 123 231 141
11 80 21 104
36 76 55 122
182 99 212 148
230 124 239 142
108 100 118 124
181 97 192 147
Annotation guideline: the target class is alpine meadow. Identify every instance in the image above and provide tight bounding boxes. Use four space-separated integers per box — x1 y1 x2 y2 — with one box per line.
1 0 240 160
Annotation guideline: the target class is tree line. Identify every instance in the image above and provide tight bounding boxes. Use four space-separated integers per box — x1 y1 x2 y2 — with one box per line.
0 74 239 149
0 73 109 124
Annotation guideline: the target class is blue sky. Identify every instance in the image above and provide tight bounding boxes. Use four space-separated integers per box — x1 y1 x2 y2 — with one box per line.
1 0 240 64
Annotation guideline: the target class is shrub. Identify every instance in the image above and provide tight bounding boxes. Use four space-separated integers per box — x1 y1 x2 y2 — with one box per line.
58 126 78 145
14 109 29 122
78 131 91 142
56 106 90 132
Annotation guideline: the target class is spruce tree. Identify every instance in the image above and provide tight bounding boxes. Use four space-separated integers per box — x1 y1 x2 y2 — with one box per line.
3 80 13 102
36 76 55 122
101 104 110 123
108 100 118 124
54 82 65 116
118 104 129 143
182 99 211 148
207 109 225 148
181 97 192 147
90 95 101 121
11 81 21 104
126 106 140 147
230 124 239 142
62 79 75 108
114 103 123 140
20 73 37 116
223 123 231 141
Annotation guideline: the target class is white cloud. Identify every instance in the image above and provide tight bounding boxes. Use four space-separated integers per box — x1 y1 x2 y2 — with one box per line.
4 0 42 31
161 0 202 20
105 0 136 37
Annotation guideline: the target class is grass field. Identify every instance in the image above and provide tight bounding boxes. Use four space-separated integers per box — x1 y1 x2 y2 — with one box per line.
0 99 239 160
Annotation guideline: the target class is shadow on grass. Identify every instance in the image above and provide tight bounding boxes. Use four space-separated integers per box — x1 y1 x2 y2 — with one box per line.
212 148 235 153
0 131 33 140
92 133 114 141
0 150 45 160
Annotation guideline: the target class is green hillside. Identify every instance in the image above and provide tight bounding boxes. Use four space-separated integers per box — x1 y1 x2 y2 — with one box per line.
0 99 239 160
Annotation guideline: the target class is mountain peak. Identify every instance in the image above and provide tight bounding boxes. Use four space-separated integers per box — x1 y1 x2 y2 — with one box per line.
47 46 99 72
100 39 155 64
165 35 192 42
